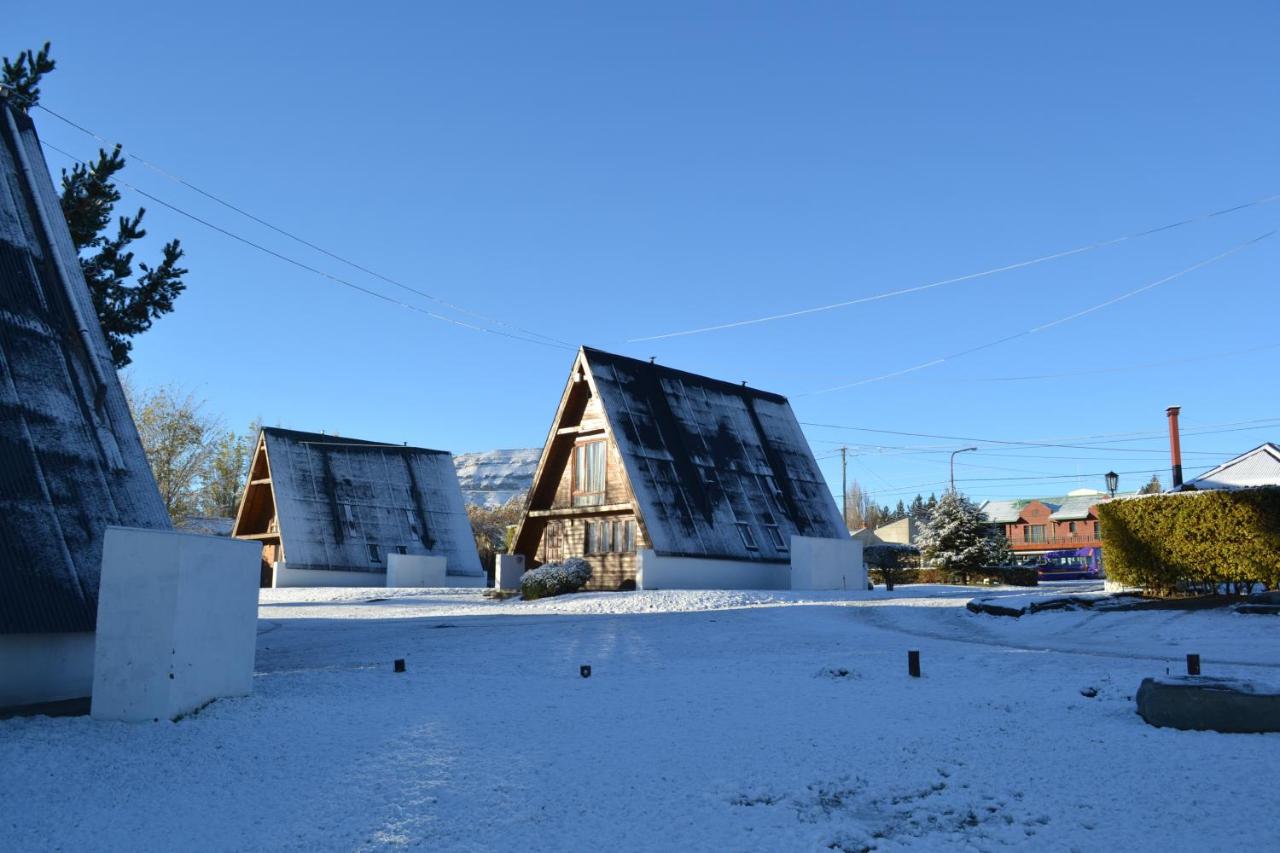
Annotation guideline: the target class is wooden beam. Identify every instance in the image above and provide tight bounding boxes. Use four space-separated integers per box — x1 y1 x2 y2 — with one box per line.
236 532 281 542
526 502 634 519
250 477 272 485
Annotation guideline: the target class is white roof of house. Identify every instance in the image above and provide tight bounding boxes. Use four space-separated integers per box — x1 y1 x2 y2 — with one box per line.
1185 443 1280 491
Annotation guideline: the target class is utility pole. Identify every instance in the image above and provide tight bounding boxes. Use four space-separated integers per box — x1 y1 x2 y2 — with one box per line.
841 446 848 530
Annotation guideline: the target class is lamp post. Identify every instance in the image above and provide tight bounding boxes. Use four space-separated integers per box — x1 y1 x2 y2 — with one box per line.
950 447 978 492
1105 470 1118 498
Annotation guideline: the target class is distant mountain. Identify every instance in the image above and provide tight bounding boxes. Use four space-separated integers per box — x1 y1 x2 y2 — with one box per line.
453 448 540 507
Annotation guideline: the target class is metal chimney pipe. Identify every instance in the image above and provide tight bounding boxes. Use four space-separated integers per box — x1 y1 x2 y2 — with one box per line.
1166 406 1183 489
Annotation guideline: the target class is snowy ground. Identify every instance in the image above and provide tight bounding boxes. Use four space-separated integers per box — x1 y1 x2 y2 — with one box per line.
3 583 1278 851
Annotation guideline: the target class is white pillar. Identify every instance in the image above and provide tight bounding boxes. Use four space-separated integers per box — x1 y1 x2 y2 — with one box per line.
495 554 525 590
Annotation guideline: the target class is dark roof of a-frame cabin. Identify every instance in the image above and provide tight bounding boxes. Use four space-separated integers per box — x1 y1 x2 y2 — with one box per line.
0 98 170 634
579 347 846 561
254 427 482 576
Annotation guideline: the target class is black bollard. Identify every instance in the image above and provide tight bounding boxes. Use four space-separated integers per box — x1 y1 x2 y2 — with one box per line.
580 665 592 679
908 650 921 678
394 659 406 673
1186 654 1200 676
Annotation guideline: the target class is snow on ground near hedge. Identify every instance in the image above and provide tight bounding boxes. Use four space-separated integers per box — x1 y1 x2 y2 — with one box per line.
4 584 1279 851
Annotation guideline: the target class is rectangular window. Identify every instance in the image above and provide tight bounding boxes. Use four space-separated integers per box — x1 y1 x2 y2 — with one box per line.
765 525 787 550
1068 522 1077 534
625 520 636 552
736 523 758 550
1027 525 1046 544
573 441 607 506
394 545 407 555
1094 521 1101 539
366 543 382 563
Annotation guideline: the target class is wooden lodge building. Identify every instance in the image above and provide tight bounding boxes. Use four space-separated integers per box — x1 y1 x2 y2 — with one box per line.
232 428 483 587
0 96 170 710
511 347 847 590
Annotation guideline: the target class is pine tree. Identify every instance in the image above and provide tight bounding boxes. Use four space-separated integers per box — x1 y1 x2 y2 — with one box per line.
909 494 925 519
1138 474 1162 495
4 42 187 367
925 493 938 519
894 500 907 521
918 491 990 584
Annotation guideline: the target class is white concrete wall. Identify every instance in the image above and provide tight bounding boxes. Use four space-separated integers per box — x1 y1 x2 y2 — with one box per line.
791 535 865 591
271 562 485 588
495 554 525 590
0 632 95 709
636 550 790 590
91 527 260 722
271 563 387 588
386 554 446 587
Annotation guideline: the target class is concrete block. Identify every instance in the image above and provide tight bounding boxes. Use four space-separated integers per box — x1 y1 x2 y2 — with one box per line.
1136 676 1280 733
790 536 865 591
495 554 526 590
91 527 260 722
386 554 447 587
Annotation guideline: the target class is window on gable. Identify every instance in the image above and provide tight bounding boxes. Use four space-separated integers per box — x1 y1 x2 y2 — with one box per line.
573 441 607 507
367 543 382 563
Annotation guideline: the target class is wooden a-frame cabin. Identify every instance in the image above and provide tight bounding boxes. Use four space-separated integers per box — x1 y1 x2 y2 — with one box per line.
233 427 482 587
511 347 847 590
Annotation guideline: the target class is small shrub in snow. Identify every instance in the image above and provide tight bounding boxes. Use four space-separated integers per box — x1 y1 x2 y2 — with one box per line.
521 557 593 600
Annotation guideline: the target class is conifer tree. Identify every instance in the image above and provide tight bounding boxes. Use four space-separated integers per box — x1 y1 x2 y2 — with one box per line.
4 42 187 367
918 491 991 584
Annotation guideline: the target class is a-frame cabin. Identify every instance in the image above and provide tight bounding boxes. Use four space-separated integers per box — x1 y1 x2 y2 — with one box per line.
233 427 482 587
511 347 846 590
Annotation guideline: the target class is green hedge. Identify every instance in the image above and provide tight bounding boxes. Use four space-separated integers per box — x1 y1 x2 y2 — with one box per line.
1096 487 1280 595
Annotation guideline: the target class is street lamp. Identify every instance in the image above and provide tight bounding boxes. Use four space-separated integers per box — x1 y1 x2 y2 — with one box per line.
1105 470 1119 498
950 447 978 492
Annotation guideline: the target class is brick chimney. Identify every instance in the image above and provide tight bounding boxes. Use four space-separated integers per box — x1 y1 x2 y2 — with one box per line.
1166 406 1183 489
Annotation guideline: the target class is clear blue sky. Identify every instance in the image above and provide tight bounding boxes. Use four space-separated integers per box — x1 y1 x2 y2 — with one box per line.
12 2 1279 506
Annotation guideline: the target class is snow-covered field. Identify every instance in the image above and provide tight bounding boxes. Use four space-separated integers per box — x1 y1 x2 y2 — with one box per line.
3 584 1278 851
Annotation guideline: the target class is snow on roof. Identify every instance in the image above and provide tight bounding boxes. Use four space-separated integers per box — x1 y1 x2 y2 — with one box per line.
1184 443 1280 491
453 448 538 507
979 500 1028 524
1048 495 1100 521
262 428 481 576
583 347 846 561
0 99 170 634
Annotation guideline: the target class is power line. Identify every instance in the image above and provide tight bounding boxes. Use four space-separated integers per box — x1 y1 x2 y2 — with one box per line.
40 141 574 352
35 103 572 349
800 416 1280 453
628 192 1280 342
883 340 1280 385
803 229 1275 395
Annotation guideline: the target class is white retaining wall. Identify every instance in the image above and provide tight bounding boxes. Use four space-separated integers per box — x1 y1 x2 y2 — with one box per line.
791 535 865 591
271 562 486 588
0 632 95 709
386 554 446 587
91 527 260 722
637 550 790 590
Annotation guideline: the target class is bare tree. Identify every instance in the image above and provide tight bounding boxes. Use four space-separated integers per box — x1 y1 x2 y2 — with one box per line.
467 495 527 573
843 480 878 530
124 382 222 523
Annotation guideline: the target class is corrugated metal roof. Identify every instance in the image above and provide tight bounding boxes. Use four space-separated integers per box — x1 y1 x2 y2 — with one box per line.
583 347 846 562
260 427 481 576
0 99 170 634
1185 443 1280 490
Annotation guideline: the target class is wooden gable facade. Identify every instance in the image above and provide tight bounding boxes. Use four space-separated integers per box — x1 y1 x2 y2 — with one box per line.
512 348 846 590
512 356 648 590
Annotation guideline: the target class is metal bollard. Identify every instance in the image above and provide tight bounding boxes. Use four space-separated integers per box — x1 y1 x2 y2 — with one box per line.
580 665 592 678
908 650 921 678
1186 654 1200 676
394 659 406 673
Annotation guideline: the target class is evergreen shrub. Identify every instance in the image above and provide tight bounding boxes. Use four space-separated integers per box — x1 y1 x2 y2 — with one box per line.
521 557 593 600
1096 488 1280 595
